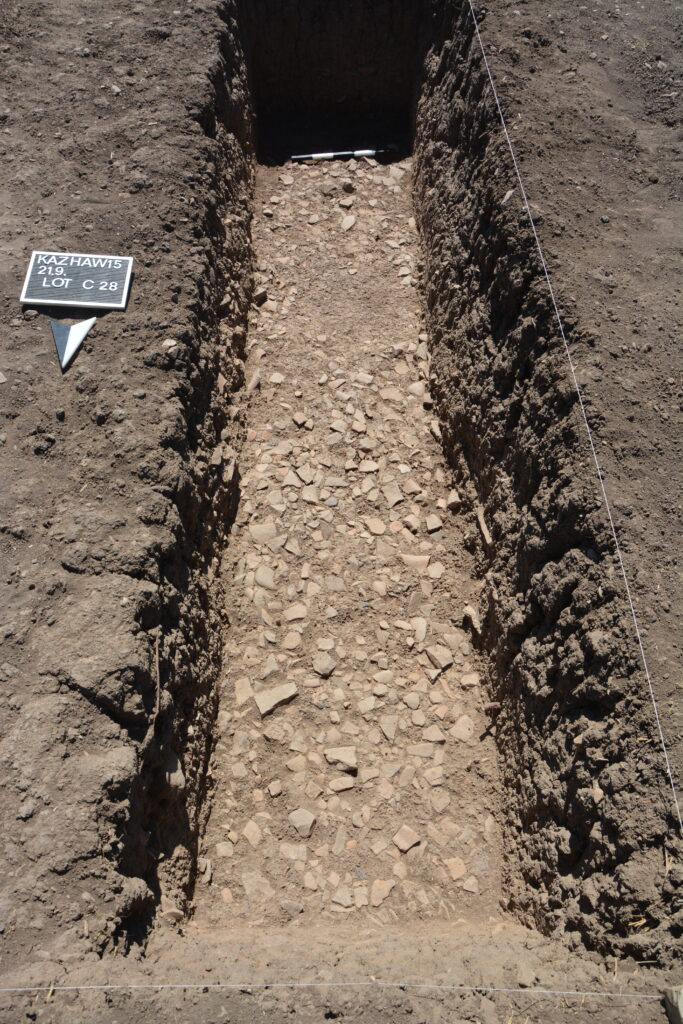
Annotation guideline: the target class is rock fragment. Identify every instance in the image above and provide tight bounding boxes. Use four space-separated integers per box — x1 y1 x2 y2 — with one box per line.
255 565 276 590
393 825 421 853
444 856 466 881
324 746 357 772
254 681 298 718
425 514 443 533
283 602 308 622
426 645 453 671
313 652 336 678
450 715 474 741
370 878 396 907
242 820 262 847
288 808 317 839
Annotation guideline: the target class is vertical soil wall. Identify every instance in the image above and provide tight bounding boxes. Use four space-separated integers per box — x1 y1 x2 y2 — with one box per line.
412 0 680 960
238 0 429 157
0 0 255 964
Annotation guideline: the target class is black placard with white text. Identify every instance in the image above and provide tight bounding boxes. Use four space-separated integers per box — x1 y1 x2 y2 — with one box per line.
20 251 134 310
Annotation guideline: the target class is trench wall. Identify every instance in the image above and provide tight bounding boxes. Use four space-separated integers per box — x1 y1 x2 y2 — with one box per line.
0 0 255 962
239 0 426 119
91 5 258 936
412 0 680 959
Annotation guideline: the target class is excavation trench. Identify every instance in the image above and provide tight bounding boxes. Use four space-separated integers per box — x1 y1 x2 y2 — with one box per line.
134 0 677 965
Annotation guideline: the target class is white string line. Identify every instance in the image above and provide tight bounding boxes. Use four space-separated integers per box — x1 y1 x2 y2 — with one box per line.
467 0 682 833
0 981 660 1001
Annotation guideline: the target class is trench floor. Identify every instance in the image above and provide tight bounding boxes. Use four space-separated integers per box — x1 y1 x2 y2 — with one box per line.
193 156 505 929
140 159 664 1023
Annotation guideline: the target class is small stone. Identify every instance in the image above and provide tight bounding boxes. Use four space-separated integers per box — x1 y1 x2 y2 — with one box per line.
400 552 430 570
382 482 403 507
215 841 234 858
280 842 307 862
426 514 443 533
283 602 308 622
281 898 304 917
426 645 453 671
255 565 276 590
234 676 253 706
423 725 446 744
412 617 427 642
242 820 262 847
423 766 443 786
249 521 278 543
393 825 421 853
254 681 298 718
664 986 683 1024
379 715 398 742
324 746 357 772
463 875 479 894
431 790 450 813
341 215 356 231
450 715 475 741
444 856 466 881
370 878 396 907
313 652 336 678
461 672 481 689
288 808 317 839
408 743 434 758
329 776 355 792
259 654 279 680
331 885 354 908
268 780 283 797
446 489 462 510
463 604 481 635
403 514 420 533
282 631 301 650
364 517 386 535
517 964 536 989
354 887 369 908
241 871 274 901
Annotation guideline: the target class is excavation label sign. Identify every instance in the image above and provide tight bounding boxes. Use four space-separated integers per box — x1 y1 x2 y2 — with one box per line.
20 251 134 310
